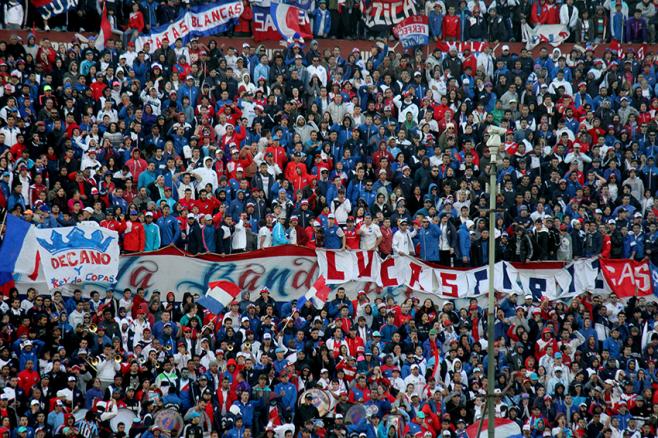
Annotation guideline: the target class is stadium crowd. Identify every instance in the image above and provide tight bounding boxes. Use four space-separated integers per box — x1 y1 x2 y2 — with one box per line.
0 0 656 436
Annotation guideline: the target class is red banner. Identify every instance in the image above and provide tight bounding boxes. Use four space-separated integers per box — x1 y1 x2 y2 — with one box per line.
599 258 653 297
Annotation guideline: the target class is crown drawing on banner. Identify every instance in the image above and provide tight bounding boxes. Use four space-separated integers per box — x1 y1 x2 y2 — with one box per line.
37 228 115 255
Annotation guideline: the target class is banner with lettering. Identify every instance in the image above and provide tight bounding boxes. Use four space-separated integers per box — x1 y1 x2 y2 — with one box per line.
360 0 417 31
13 244 654 301
135 1 243 53
392 15 429 49
31 0 78 20
252 2 311 42
599 258 653 297
34 223 120 289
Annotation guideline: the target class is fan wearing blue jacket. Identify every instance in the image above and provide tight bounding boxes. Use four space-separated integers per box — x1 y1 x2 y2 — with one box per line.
417 218 441 262
313 2 331 38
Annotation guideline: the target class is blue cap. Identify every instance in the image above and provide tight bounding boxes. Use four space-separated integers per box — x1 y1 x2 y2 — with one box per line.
39 204 50 213
129 210 138 215
1 171 10 177
275 347 286 353
272 135 280 141
372 331 381 337
188 412 201 419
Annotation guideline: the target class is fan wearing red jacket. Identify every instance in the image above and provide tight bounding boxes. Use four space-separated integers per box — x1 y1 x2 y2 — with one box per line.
344 218 360 250
123 210 146 253
531 0 560 24
534 327 559 359
442 8 461 40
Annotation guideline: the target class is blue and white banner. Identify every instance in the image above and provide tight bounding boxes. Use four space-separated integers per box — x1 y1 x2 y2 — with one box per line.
34 222 120 289
135 1 243 53
392 15 429 49
31 0 78 20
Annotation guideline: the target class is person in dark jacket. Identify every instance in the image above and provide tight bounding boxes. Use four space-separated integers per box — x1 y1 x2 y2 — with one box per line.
184 214 203 255
507 226 533 262
570 220 586 258
609 222 624 258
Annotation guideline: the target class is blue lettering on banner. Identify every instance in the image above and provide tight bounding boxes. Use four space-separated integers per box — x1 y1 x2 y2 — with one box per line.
502 262 513 290
565 265 576 294
528 278 547 300
472 268 488 295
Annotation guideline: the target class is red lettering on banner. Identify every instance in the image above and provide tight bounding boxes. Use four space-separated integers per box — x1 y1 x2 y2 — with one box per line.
172 27 180 39
356 251 374 278
380 257 398 287
239 263 265 291
440 272 458 297
179 21 189 33
204 13 212 26
293 261 316 290
409 262 424 291
191 16 199 27
213 9 222 22
325 252 346 281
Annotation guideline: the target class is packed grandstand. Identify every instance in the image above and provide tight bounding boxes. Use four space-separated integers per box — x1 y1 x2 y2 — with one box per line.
0 0 656 437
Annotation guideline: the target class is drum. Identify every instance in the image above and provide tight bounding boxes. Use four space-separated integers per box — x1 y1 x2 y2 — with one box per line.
110 408 139 433
298 389 332 417
153 408 185 437
73 409 88 423
345 404 366 424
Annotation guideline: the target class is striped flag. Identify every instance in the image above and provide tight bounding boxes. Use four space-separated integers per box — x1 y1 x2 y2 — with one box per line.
95 1 112 51
197 280 241 315
269 405 282 426
295 275 331 310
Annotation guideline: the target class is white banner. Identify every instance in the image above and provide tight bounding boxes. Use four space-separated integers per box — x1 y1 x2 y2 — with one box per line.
14 244 625 302
34 223 120 289
135 1 243 53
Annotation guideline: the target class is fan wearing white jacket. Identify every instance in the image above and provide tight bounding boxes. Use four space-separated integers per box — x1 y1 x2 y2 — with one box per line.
560 0 580 30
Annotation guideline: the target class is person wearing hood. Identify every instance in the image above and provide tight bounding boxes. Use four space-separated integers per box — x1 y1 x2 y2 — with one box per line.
456 220 472 266
195 156 219 192
293 115 316 144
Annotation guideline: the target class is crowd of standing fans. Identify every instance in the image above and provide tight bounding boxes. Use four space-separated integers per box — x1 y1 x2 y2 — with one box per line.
0 0 654 436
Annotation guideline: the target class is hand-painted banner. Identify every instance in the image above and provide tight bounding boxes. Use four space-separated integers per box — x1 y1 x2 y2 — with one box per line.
135 1 243 53
317 249 638 300
599 258 653 297
393 15 429 49
31 0 78 20
14 244 650 302
522 23 570 50
361 0 416 31
34 223 120 289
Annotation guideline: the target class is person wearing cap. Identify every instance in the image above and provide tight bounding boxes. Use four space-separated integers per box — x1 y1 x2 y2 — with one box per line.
323 213 345 250
143 211 161 252
183 212 203 255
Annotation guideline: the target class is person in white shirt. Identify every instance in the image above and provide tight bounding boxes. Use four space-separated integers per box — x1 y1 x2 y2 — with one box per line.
306 56 328 86
231 216 247 252
392 219 417 255
258 214 274 249
358 214 382 250
330 190 352 225
403 364 426 398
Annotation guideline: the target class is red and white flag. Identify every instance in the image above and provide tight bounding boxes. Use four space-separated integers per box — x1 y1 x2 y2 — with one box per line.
269 405 282 426
296 275 331 309
95 1 112 51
